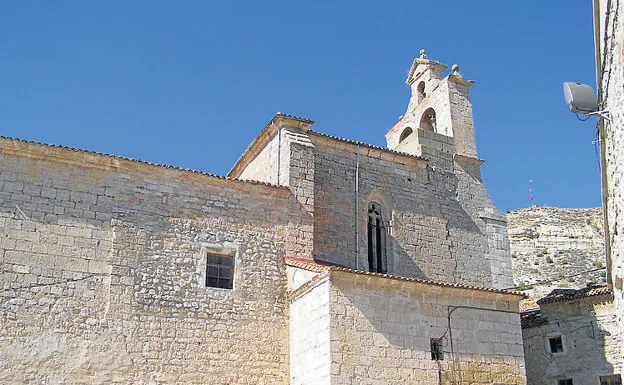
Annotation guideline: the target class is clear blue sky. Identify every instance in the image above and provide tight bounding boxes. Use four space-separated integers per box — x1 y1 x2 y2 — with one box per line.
1 1 600 212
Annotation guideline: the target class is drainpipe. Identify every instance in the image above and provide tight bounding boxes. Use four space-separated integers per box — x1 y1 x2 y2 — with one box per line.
272 122 282 186
355 145 360 270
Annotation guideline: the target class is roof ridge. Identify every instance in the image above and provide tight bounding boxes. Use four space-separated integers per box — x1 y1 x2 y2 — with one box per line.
537 286 613 305
307 130 428 162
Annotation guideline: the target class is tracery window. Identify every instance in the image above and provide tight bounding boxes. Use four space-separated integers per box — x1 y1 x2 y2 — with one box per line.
367 202 387 274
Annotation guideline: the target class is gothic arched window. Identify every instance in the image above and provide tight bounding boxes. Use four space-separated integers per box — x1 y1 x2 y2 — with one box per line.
367 202 387 274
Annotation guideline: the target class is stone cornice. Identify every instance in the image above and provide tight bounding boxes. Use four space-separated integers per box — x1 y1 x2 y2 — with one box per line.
454 154 485 166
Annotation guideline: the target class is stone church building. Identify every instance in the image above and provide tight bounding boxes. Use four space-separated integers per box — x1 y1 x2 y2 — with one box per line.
0 52 526 384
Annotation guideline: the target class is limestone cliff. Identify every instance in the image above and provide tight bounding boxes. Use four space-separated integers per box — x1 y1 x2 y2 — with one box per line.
506 207 606 300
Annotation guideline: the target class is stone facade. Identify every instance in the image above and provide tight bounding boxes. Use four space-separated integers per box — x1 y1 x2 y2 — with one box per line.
1 52 525 383
287 260 525 385
232 53 513 290
0 139 312 384
595 0 624 356
521 286 622 385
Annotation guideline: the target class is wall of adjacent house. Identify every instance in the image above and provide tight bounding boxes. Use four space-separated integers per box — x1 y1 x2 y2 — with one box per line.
522 296 622 385
308 134 513 289
328 271 526 385
597 0 624 354
289 277 332 385
0 138 312 384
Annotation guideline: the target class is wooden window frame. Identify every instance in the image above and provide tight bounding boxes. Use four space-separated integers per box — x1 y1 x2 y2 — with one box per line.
205 252 234 290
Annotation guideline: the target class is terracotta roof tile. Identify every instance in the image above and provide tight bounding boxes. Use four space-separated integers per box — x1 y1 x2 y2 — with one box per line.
520 308 546 328
307 130 428 162
285 257 525 297
0 136 287 190
274 113 314 124
537 284 612 305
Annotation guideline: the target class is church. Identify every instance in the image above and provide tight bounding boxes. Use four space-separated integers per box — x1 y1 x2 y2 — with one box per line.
0 52 526 384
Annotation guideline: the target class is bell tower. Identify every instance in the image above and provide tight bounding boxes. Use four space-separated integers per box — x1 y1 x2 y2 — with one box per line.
386 50 479 168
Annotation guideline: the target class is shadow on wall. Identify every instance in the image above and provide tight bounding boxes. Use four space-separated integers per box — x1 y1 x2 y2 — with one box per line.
330 276 522 384
523 303 619 385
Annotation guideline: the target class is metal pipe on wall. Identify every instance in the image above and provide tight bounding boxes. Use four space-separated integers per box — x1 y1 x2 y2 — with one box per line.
355 145 360 270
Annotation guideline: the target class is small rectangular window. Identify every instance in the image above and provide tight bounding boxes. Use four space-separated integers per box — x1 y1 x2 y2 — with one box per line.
430 338 443 360
206 253 234 289
558 379 573 385
600 375 622 385
549 336 564 353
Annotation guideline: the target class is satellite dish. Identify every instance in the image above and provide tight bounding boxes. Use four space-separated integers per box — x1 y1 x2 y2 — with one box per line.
563 82 598 114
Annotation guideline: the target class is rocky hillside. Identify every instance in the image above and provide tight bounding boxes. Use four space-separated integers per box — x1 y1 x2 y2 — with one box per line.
506 207 606 300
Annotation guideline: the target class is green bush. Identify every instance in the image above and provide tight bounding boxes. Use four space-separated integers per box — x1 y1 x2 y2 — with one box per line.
546 256 553 264
594 261 604 268
561 259 569 265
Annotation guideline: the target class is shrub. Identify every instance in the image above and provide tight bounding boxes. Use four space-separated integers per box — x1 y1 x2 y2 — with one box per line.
594 261 604 268
561 259 569 265
546 256 553 264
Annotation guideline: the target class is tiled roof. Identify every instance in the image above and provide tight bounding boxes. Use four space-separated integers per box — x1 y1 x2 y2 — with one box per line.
0 136 287 190
274 112 315 124
520 308 546 328
537 284 612 305
307 130 428 162
285 257 525 297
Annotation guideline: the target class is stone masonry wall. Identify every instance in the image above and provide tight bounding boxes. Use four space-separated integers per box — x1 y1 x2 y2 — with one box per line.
289 277 331 385
522 296 622 385
0 138 312 384
238 129 280 185
386 70 453 151
448 79 477 159
309 134 511 289
598 0 624 349
328 271 526 385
